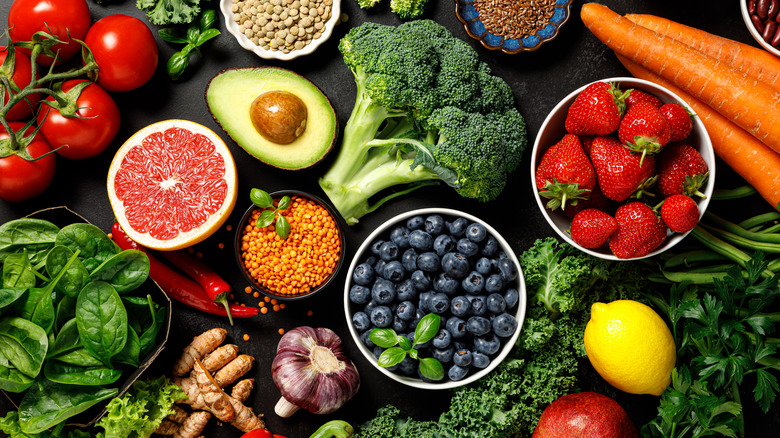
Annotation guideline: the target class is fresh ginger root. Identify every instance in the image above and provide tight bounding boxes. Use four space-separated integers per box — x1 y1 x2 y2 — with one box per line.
193 358 235 422
174 328 227 376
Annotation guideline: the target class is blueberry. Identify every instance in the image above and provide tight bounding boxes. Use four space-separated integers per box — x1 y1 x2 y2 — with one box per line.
485 274 504 294
453 349 472 367
411 270 432 290
462 271 485 295
433 234 455 256
504 288 520 309
450 295 471 317
396 279 418 302
417 252 441 272
398 356 417 375
370 239 385 255
389 225 411 249
497 258 518 282
492 313 518 338
373 259 387 279
445 317 467 339
425 215 445 235
411 308 425 328
447 217 469 237
418 291 434 312
429 293 450 314
486 293 506 314
409 229 433 251
475 257 492 275
349 284 371 305
457 238 479 257
432 328 452 349
406 215 425 230
441 252 470 279
407 332 432 350
361 330 376 348
466 223 487 243
468 295 487 316
363 255 377 266
383 260 406 282
481 235 499 257
379 241 400 261
370 306 393 328
471 351 490 369
372 346 384 359
371 278 396 304
453 341 467 352
363 300 378 315
396 300 416 321
352 263 375 286
474 334 501 355
448 364 469 381
401 248 418 272
433 273 459 295
466 316 491 336
393 316 407 333
352 311 371 331
432 345 455 364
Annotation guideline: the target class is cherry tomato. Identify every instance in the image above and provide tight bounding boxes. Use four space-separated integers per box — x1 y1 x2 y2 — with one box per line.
84 15 159 93
0 122 56 202
37 79 121 160
0 47 39 121
240 430 273 438
8 0 91 66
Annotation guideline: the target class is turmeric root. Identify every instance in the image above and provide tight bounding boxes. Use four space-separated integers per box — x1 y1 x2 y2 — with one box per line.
174 328 227 376
214 354 255 387
167 404 190 424
173 411 212 438
155 419 180 436
202 344 239 372
173 375 205 410
193 358 235 422
231 379 255 403
228 393 266 432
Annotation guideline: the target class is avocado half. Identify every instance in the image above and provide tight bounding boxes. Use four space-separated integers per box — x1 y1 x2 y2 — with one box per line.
205 67 338 170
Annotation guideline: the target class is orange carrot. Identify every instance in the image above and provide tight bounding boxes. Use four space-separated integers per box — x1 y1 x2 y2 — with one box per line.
625 13 780 91
618 54 780 211
581 3 780 154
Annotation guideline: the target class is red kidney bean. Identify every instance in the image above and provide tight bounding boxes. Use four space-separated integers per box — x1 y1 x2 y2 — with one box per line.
763 20 778 42
753 13 767 34
750 0 758 14
759 0 771 19
772 25 780 45
770 0 780 19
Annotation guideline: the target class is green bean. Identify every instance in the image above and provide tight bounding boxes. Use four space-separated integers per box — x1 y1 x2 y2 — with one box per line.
737 211 780 230
705 211 780 245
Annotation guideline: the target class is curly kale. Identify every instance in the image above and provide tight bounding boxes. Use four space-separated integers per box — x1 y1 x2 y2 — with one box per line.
136 0 201 25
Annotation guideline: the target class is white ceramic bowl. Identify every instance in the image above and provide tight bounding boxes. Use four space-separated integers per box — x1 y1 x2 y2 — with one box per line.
530 77 716 261
343 208 527 390
220 0 341 61
741 0 780 57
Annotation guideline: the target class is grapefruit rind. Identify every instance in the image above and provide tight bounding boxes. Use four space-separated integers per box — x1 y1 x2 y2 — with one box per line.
107 119 238 251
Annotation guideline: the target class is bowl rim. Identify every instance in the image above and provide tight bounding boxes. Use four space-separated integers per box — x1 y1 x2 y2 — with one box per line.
343 207 527 390
530 76 717 261
740 0 780 57
233 189 347 301
219 0 341 61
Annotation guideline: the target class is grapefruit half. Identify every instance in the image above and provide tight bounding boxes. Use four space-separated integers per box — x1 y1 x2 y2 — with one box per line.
107 120 238 251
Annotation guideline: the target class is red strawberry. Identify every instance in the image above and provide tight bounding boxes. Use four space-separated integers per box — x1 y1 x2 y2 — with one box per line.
609 202 667 259
589 136 656 202
656 142 709 198
625 88 662 109
661 194 699 233
536 134 596 210
659 103 693 142
564 183 615 218
570 208 618 249
565 82 628 136
618 101 672 162
580 135 596 156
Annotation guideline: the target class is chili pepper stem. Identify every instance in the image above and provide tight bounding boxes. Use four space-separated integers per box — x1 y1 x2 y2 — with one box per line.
215 291 234 326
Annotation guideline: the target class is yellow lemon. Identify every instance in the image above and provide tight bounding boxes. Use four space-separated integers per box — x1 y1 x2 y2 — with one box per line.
584 300 675 396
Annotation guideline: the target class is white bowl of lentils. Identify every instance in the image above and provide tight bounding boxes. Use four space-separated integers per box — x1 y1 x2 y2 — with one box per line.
220 0 341 60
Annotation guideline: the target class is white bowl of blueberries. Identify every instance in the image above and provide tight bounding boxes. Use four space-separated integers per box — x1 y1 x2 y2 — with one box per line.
344 208 526 389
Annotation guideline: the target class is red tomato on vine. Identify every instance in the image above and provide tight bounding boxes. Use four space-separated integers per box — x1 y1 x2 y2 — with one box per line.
0 47 39 121
8 0 91 66
0 122 56 202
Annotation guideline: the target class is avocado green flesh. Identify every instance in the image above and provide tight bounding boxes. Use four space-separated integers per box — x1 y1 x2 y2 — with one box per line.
206 68 337 170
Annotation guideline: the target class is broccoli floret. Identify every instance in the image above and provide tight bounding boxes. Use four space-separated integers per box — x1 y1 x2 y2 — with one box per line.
320 20 527 224
390 0 430 19
356 0 383 8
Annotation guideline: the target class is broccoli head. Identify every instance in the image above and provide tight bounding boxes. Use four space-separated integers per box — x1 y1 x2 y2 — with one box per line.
354 0 430 19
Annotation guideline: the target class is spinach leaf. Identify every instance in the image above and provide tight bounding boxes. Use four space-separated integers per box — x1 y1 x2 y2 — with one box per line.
0 317 48 391
54 348 104 367
0 219 59 264
45 245 89 298
113 325 141 367
54 295 77 332
56 223 118 272
139 305 166 358
3 249 36 288
47 318 81 359
76 281 128 367
0 287 27 310
18 379 118 434
19 287 55 334
88 249 150 294
44 360 123 386
0 363 34 393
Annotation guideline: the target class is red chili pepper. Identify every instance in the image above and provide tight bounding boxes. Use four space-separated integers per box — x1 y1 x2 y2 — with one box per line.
111 223 258 321
239 429 273 438
160 249 235 325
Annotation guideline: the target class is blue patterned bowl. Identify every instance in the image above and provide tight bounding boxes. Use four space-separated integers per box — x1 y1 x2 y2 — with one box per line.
455 0 573 53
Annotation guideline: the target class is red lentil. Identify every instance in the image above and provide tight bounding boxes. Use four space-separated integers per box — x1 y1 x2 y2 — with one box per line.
260 306 269 314
306 310 313 316
245 286 252 294
278 328 285 335
243 334 250 341
218 242 225 249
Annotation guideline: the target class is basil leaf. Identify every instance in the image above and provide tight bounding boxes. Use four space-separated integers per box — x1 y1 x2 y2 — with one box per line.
276 216 291 239
3 249 36 288
88 249 150 294
200 9 217 31
250 188 274 208
196 28 220 46
167 50 190 80
44 360 123 386
18 380 118 434
56 223 119 272
45 245 89 298
418 357 445 381
369 328 399 348
0 218 59 264
397 335 412 351
158 28 188 44
378 347 407 368
76 281 128 367
277 196 292 211
257 210 276 228
414 313 441 346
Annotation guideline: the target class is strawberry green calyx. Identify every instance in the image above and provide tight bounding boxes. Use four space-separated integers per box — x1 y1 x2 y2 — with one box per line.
608 82 631 119
539 180 592 211
682 172 709 199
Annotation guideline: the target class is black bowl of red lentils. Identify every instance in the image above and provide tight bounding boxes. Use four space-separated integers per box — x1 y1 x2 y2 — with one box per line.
234 190 346 301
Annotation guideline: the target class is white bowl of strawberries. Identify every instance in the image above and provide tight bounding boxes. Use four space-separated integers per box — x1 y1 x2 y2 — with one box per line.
531 77 716 260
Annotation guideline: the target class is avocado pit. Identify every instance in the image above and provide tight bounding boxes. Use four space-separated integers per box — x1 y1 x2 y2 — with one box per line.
250 90 308 144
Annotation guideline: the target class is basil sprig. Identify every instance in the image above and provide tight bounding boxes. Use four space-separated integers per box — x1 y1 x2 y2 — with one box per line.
370 313 445 381
158 9 221 80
